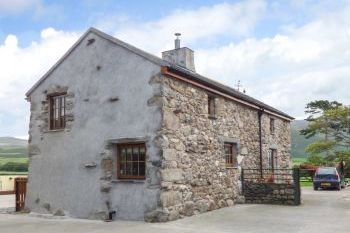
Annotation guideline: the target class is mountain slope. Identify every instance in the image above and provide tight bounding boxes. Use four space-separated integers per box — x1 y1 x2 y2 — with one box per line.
291 120 322 158
0 137 28 158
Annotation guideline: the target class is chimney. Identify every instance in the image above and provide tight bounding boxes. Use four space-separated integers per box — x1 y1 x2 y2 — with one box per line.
162 33 195 72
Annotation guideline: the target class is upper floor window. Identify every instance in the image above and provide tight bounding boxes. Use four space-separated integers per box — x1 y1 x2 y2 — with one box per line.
208 95 216 118
117 143 146 180
270 118 275 134
224 143 238 168
49 94 66 130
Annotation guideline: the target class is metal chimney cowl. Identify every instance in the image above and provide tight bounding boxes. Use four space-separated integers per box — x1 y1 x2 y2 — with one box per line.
162 33 196 72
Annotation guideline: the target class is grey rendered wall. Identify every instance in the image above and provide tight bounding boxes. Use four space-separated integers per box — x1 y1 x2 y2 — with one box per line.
26 31 162 220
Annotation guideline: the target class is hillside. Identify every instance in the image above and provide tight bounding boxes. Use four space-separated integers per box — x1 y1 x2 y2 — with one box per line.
0 137 28 158
291 120 322 158
0 123 317 160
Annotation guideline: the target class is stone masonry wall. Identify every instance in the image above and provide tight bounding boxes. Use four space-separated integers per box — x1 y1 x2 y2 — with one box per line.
28 85 74 158
152 75 292 221
243 182 297 205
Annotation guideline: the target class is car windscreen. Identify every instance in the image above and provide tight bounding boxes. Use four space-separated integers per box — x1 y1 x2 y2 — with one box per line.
316 168 335 175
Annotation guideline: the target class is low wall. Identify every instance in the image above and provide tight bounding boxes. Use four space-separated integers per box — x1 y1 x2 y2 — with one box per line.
0 175 27 192
243 182 297 205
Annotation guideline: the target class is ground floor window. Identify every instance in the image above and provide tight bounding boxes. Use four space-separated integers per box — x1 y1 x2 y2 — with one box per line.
224 143 238 167
117 143 146 179
268 149 277 170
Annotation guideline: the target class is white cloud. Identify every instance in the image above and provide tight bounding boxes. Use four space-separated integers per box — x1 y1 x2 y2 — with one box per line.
195 5 350 118
0 0 40 14
0 28 79 137
97 0 267 54
2 0 350 137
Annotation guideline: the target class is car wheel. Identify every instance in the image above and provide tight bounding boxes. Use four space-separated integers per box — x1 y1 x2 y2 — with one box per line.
313 186 318 191
337 185 341 191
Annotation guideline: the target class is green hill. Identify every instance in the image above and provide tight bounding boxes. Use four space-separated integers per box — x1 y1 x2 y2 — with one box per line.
0 137 28 173
0 137 28 158
291 120 323 158
0 124 326 162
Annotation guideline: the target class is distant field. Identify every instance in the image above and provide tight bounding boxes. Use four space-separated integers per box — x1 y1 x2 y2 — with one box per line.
292 157 307 166
0 171 28 175
0 157 28 166
0 146 27 158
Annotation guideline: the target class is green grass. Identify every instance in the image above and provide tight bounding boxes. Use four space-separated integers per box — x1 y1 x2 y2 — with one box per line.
0 146 27 158
0 171 28 175
300 177 313 187
0 157 28 166
292 157 307 166
0 157 29 173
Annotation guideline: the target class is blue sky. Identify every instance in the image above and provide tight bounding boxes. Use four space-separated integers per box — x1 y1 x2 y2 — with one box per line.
0 0 230 46
1 0 350 138
2 0 341 46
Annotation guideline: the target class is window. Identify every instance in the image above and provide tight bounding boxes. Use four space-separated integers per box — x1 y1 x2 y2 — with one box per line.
270 118 275 135
208 95 216 118
117 143 146 179
268 149 277 170
224 143 238 167
49 94 66 130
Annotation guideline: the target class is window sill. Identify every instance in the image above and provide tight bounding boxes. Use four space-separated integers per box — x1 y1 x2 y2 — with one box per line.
226 166 239 169
111 179 145 183
45 129 65 133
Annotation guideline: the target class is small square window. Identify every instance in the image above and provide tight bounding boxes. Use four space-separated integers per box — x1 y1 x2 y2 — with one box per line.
49 94 66 130
208 95 216 118
270 118 275 135
224 143 238 167
117 143 146 180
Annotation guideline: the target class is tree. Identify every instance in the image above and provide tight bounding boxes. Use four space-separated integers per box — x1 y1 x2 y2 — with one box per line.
301 100 345 155
300 100 350 176
301 100 342 138
324 106 350 147
304 100 342 121
306 154 325 166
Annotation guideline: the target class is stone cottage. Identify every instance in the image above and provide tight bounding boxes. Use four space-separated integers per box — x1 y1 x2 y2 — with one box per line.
25 27 293 221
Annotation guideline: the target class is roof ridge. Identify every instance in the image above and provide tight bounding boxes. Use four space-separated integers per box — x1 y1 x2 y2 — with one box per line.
25 27 293 120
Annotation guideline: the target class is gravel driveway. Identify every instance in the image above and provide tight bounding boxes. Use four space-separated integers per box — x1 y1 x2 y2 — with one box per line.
0 195 14 212
0 187 349 233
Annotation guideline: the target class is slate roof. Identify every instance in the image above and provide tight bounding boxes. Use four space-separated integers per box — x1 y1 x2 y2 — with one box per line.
26 27 293 120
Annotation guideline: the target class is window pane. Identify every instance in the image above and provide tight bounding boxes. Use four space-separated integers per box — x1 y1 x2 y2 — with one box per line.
120 148 126 162
224 146 230 155
225 143 238 167
132 147 139 162
49 94 66 130
139 162 145 176
208 96 216 116
62 97 66 117
118 144 146 179
126 161 132 175
126 148 132 160
119 161 125 175
139 147 145 161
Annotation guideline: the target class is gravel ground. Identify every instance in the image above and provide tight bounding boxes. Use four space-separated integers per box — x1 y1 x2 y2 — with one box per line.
0 195 14 212
0 187 349 233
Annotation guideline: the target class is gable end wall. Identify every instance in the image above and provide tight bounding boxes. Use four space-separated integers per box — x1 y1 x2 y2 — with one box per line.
26 32 163 220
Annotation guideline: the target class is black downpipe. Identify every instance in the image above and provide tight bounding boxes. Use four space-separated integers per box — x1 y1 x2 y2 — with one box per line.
258 109 264 178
